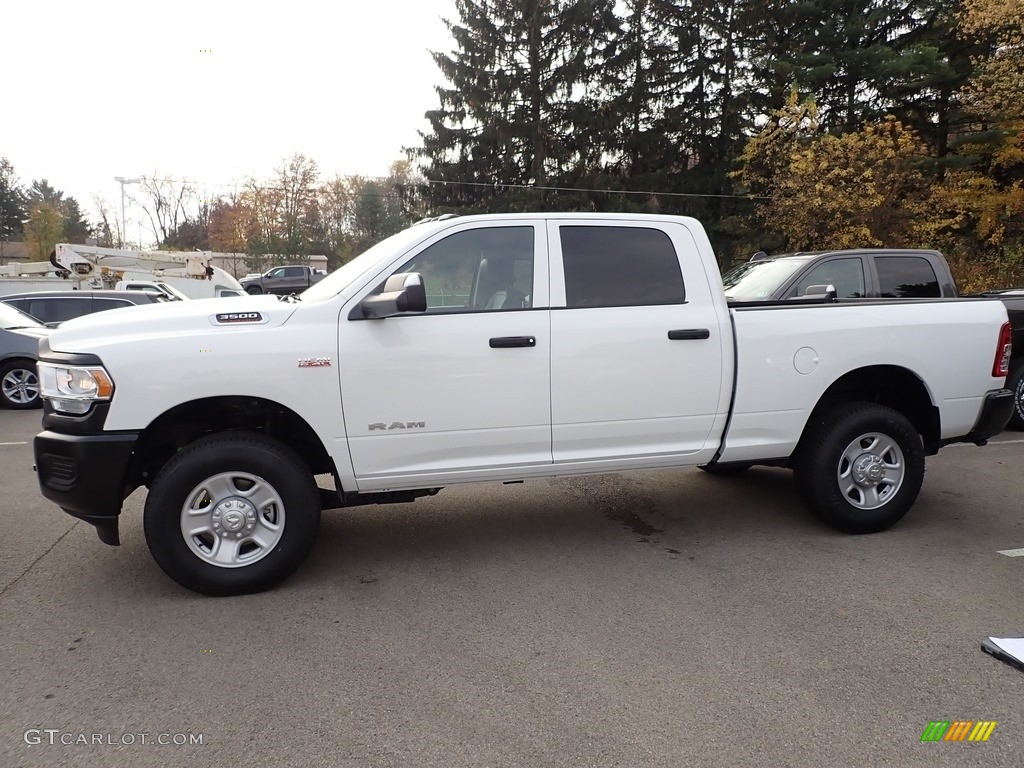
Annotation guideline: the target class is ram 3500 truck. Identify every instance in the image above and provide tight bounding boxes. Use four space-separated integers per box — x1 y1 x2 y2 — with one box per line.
32 214 1015 595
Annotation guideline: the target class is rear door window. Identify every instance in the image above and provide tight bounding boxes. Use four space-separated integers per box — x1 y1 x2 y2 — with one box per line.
92 299 135 313
876 257 940 298
559 226 684 308
25 297 91 324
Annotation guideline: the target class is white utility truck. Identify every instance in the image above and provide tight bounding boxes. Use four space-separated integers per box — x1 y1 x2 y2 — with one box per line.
32 214 1014 595
0 244 245 299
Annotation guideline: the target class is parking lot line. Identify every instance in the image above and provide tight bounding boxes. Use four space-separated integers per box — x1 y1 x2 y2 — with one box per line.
997 548 1024 557
0 441 27 446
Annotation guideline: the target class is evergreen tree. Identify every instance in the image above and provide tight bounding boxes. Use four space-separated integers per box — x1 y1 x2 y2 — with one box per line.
26 178 92 244
0 159 28 255
417 0 617 212
599 0 676 183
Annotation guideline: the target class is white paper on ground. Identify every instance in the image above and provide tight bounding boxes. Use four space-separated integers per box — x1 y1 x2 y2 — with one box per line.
987 637 1024 660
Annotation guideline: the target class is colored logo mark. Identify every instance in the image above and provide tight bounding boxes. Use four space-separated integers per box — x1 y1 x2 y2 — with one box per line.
921 721 997 742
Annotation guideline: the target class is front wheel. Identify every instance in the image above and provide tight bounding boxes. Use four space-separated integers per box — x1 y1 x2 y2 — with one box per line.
143 433 320 595
794 403 924 534
1005 361 1024 431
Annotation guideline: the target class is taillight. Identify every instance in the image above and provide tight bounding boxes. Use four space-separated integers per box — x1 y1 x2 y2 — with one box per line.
993 321 1012 378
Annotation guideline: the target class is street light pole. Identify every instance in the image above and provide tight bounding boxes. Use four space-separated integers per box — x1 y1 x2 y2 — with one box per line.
113 176 141 247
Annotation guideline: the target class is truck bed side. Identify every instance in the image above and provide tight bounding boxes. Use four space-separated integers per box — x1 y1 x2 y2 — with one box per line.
718 298 1009 462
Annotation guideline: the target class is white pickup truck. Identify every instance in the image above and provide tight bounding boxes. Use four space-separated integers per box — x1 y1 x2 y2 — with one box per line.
32 214 1015 595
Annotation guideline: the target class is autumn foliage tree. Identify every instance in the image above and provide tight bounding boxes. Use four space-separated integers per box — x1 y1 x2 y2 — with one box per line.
736 101 938 250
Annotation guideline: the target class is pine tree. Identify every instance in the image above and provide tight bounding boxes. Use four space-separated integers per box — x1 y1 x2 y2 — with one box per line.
0 159 28 257
416 0 618 211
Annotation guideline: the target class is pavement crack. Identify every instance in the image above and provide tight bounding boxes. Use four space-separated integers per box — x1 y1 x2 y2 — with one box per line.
0 521 79 600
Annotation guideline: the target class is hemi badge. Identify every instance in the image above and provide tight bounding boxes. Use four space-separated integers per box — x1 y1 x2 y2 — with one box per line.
298 357 332 367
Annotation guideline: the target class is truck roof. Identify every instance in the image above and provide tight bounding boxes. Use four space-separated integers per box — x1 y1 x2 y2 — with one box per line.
750 248 943 263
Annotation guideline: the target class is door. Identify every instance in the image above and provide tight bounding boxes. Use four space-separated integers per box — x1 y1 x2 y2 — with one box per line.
547 221 726 463
340 222 551 488
281 266 308 293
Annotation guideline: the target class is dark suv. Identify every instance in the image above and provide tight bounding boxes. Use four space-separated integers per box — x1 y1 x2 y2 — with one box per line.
0 290 166 326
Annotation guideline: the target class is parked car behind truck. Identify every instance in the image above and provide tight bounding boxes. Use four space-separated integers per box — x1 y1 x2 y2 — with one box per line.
241 265 326 295
0 302 51 409
2 289 167 327
32 214 1014 595
974 288 1024 429
722 248 957 302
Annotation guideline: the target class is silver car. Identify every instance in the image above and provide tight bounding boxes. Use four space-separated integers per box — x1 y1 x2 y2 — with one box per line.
0 302 52 409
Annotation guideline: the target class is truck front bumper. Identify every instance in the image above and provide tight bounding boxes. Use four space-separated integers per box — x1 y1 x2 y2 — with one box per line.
936 388 1015 450
34 430 139 545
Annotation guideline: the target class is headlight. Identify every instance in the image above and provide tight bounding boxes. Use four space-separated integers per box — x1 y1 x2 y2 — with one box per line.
38 363 115 414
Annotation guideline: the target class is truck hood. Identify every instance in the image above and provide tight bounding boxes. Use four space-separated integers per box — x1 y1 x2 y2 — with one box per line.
46 296 300 354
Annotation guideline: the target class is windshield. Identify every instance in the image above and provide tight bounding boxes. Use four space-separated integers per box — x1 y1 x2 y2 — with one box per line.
0 300 45 330
722 258 808 300
300 225 435 303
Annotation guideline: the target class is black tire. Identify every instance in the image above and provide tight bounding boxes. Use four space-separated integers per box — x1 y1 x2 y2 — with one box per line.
0 358 42 410
794 403 925 534
245 286 262 295
1005 361 1024 431
698 462 753 476
143 432 320 596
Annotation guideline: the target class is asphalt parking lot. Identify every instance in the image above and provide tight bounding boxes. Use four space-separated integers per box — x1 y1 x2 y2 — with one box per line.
1 408 1022 768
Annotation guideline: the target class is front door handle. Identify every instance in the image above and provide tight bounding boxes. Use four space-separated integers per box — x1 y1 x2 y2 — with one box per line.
668 329 710 340
490 336 536 348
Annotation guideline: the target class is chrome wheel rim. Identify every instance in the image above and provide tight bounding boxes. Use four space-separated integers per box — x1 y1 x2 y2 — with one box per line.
180 472 286 568
2 368 39 405
837 432 904 510
1015 376 1024 419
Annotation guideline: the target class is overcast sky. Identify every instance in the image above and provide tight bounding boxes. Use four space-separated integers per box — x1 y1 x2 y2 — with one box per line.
4 0 457 234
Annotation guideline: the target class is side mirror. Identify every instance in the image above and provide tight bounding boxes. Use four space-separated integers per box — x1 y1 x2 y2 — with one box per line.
803 284 837 300
358 272 427 319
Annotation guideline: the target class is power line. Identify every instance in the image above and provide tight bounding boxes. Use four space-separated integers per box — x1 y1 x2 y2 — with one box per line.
133 175 400 200
127 174 769 202
425 178 771 201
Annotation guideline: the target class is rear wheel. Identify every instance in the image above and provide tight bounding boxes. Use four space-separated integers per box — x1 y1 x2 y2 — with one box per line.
0 359 41 410
794 403 924 534
143 432 320 596
245 286 262 295
1006 361 1024 431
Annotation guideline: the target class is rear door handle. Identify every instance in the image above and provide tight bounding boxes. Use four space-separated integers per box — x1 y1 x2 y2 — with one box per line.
668 329 710 340
490 336 536 348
